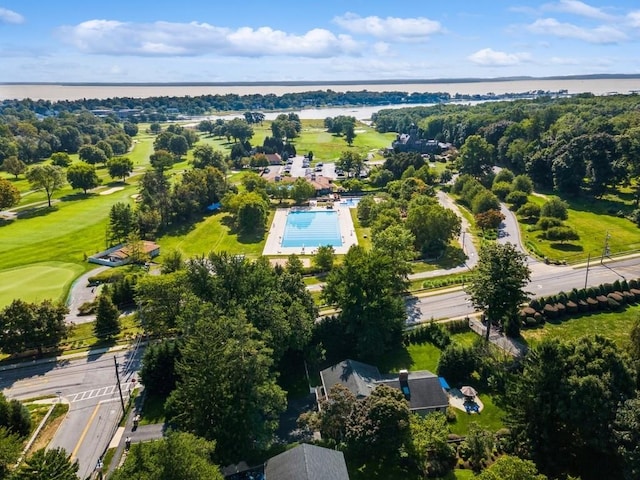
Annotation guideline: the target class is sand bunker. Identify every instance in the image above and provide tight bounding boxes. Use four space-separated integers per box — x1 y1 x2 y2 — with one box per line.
100 187 125 195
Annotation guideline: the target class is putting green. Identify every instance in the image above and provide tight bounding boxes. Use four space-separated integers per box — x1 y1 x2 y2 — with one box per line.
0 262 84 308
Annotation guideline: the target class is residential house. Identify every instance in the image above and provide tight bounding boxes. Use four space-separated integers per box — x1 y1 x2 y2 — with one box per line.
319 359 449 414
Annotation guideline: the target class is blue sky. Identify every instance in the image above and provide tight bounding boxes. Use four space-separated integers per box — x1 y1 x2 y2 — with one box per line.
0 0 639 83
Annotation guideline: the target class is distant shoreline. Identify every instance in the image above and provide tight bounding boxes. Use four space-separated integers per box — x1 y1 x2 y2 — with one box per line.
3 73 640 87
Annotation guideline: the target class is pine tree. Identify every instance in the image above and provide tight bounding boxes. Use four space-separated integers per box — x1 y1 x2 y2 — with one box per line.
94 295 120 339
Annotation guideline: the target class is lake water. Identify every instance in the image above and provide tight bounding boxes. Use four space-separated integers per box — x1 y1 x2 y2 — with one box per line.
2 78 640 102
2 78 640 121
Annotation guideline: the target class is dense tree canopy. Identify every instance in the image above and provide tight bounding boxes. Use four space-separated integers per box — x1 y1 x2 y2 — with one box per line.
322 245 406 360
504 335 635 480
0 178 20 210
111 431 223 480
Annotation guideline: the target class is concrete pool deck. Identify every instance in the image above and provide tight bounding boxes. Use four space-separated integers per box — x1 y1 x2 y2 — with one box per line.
263 204 358 256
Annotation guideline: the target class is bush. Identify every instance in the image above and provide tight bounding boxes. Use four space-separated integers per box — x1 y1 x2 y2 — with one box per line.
437 343 477 385
491 181 512 200
630 279 639 289
77 301 96 316
536 216 563 231
517 202 540 219
607 297 622 310
542 303 558 319
540 198 569 220
512 174 533 194
405 322 451 349
505 190 528 209
471 190 500 214
525 317 537 327
528 298 541 310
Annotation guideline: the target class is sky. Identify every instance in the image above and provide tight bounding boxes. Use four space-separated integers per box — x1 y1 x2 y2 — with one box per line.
0 0 639 83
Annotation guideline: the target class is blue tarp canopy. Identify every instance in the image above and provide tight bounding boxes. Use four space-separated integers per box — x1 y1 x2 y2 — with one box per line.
207 202 221 211
438 377 451 390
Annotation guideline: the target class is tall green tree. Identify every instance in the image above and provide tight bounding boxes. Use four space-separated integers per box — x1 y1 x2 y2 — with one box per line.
166 309 286 463
108 202 135 246
66 161 100 194
26 164 65 207
0 179 20 210
464 422 495 472
459 134 494 180
2 156 26 179
149 149 174 173
371 224 415 280
406 197 461 258
466 242 530 339
94 294 120 339
12 447 78 480
139 340 181 397
613 396 640 480
505 336 635 480
0 299 68 356
346 385 411 462
290 177 315 204
409 412 457 478
322 245 406 360
107 156 134 182
313 245 335 272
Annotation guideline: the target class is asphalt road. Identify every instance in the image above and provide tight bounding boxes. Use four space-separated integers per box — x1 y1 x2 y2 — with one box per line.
409 256 640 322
1 345 143 479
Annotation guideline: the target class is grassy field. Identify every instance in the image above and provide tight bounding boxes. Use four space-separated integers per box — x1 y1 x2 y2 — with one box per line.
156 209 273 259
0 262 84 306
520 192 640 263
521 303 640 348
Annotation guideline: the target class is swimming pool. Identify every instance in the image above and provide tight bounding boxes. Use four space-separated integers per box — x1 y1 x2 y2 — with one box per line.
339 197 362 208
282 210 342 248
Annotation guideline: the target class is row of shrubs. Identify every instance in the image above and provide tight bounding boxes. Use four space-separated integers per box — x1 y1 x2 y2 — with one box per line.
519 278 640 327
404 319 470 346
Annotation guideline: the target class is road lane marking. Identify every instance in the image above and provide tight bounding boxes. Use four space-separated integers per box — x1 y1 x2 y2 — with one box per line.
71 402 101 460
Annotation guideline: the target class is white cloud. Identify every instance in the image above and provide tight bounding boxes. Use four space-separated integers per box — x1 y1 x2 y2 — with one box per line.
468 48 530 66
57 20 360 57
0 7 24 24
333 12 443 41
628 11 640 27
543 0 613 21
372 42 392 56
527 18 627 43
550 56 580 65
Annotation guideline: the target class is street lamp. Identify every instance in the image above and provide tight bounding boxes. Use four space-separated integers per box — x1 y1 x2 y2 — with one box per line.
55 391 62 404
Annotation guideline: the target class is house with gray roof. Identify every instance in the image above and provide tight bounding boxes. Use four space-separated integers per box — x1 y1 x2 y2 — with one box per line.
319 359 449 414
265 443 349 480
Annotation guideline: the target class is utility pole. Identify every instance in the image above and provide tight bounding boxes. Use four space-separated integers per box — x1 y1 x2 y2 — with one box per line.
584 253 591 289
113 356 125 413
601 231 610 264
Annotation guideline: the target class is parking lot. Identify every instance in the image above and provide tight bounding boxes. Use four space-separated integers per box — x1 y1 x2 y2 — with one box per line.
261 155 340 181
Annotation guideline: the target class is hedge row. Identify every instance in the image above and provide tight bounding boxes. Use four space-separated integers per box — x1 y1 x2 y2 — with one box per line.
520 278 640 327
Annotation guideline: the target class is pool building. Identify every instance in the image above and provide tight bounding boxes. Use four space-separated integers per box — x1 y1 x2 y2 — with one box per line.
263 204 358 255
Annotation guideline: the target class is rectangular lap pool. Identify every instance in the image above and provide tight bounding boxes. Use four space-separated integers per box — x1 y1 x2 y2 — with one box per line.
282 210 342 248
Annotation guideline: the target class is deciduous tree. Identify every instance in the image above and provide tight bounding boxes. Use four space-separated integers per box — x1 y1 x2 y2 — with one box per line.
409 412 457 478
477 455 547 480
322 246 406 360
66 161 100 194
313 245 335 272
26 164 65 207
107 156 134 182
2 156 26 178
0 178 20 210
466 242 530 339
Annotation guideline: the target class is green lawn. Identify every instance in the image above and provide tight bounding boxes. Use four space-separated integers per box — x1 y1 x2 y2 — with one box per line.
156 210 272 260
350 208 371 250
521 303 640 348
519 193 640 263
0 262 84 306
448 394 504 435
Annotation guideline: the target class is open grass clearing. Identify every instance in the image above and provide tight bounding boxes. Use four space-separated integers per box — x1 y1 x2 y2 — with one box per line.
157 210 272 260
521 303 640 348
519 192 640 263
0 262 84 307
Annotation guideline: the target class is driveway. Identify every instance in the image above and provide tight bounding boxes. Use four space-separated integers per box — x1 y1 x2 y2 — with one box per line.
65 266 109 325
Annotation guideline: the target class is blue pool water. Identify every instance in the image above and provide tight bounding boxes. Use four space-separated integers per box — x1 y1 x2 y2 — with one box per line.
282 211 342 248
339 197 362 208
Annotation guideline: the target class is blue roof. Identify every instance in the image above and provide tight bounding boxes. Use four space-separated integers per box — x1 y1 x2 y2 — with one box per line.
438 377 451 390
